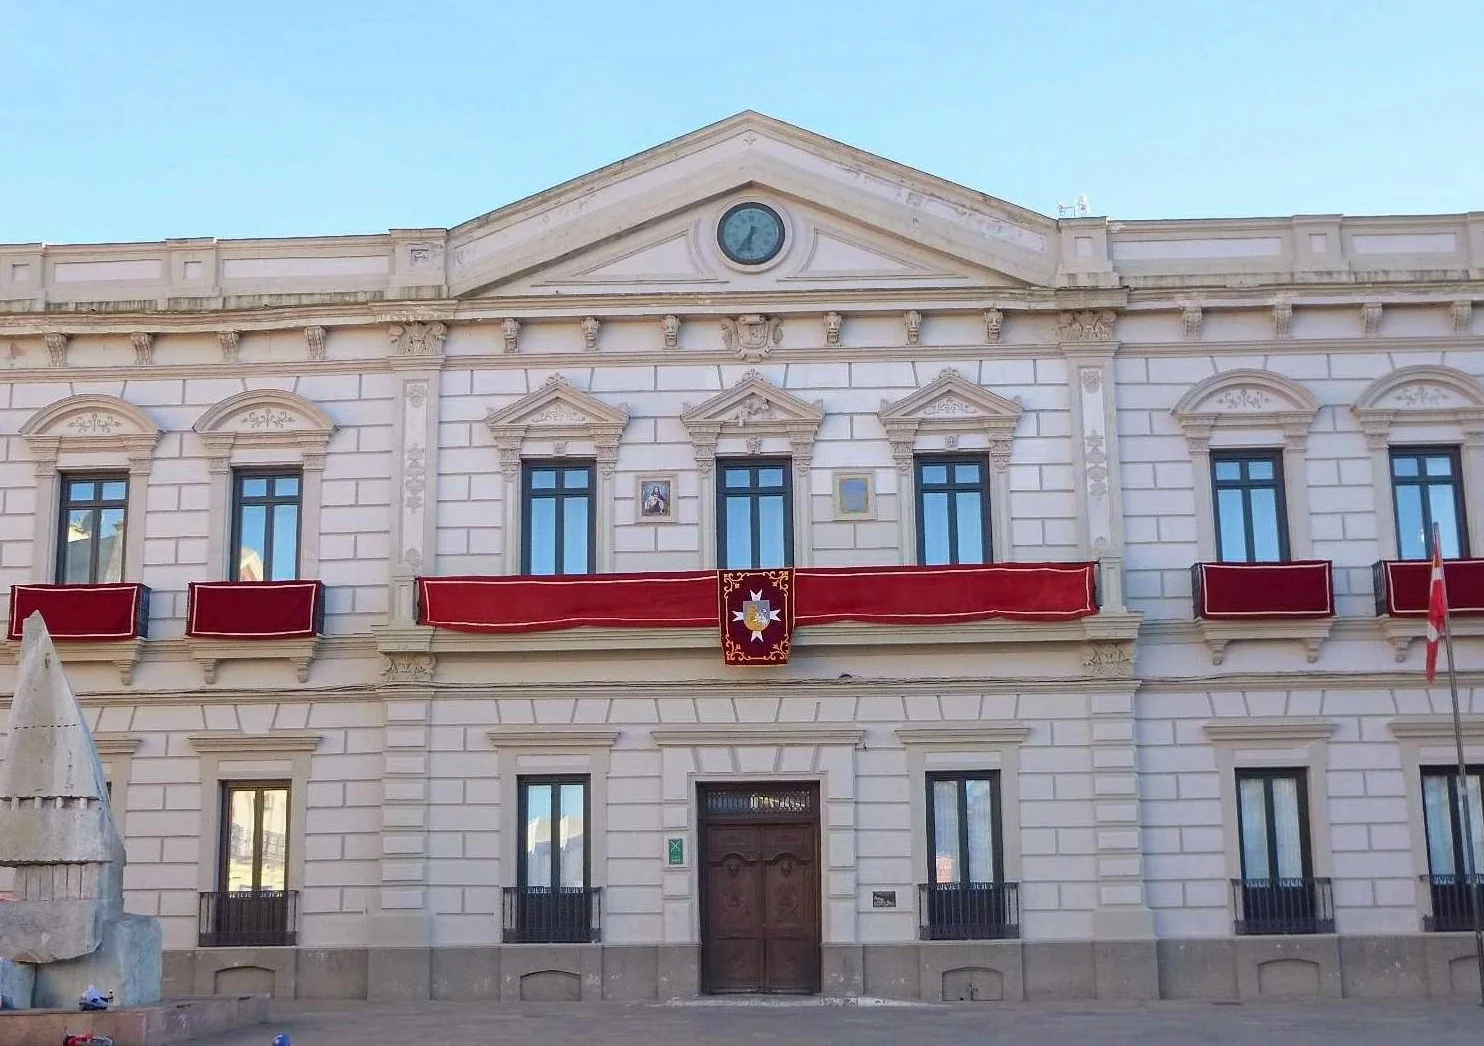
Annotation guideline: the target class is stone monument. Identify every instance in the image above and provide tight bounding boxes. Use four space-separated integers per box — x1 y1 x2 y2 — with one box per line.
0 612 162 1009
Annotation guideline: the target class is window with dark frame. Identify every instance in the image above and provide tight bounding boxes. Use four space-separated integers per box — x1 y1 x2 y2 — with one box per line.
522 461 596 575
510 775 597 943
1233 768 1329 935
921 771 1016 940
230 470 302 581
1391 447 1468 560
1420 766 1484 932
717 458 792 570
915 456 991 566
56 473 128 584
1211 451 1289 563
201 781 295 948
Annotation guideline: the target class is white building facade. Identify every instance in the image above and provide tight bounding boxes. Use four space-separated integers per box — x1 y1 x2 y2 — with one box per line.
1 113 1483 1002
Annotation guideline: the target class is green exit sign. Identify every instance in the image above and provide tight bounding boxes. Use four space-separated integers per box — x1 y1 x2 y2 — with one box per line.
666 837 685 866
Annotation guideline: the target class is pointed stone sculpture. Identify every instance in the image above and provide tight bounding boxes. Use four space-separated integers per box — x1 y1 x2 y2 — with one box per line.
0 612 161 1008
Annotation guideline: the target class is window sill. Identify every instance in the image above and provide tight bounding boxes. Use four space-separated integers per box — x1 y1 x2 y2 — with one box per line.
1195 618 1335 666
184 636 320 684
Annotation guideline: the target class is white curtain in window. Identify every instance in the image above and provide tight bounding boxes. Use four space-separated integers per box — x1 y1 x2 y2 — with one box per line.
1270 776 1304 881
1238 776 1270 882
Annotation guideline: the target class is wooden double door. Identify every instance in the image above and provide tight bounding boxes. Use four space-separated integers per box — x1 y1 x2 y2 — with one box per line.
699 783 820 994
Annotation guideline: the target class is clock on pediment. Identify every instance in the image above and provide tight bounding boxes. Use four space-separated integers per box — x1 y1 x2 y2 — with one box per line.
718 202 785 265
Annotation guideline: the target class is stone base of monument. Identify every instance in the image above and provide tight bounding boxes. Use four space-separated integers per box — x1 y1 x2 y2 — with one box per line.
25 912 164 1008
0 994 269 1046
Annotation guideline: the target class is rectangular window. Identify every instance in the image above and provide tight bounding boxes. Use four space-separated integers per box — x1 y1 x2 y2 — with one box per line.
1421 767 1484 932
1391 447 1468 560
509 776 597 943
717 459 792 570
921 771 1016 940
522 461 595 575
1233 768 1330 934
203 782 295 947
915 456 991 566
220 782 290 893
1212 451 1288 563
230 470 302 581
56 473 128 584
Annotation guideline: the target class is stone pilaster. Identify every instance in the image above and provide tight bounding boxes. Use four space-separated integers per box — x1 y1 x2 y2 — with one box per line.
385 319 447 623
1060 320 1125 611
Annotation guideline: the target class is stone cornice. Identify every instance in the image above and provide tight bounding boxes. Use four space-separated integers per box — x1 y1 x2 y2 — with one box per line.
92 733 144 756
1387 715 1484 742
1202 718 1336 744
486 726 620 748
650 724 864 747
186 731 323 754
895 723 1031 746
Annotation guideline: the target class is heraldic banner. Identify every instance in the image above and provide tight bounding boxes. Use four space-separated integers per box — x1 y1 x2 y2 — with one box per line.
720 569 794 665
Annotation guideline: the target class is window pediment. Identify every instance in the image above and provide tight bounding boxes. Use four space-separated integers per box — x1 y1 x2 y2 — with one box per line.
1351 365 1484 447
20 394 161 470
876 368 1022 472
484 374 629 475
193 390 335 468
1172 369 1319 452
681 370 824 471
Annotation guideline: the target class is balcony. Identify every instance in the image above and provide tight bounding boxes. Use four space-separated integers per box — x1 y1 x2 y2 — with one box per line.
1230 878 1335 936
1190 562 1334 664
184 580 325 684
917 881 1020 941
6 582 150 641
4 583 151 685
1423 874 1484 932
198 890 299 948
1373 559 1484 661
503 886 602 944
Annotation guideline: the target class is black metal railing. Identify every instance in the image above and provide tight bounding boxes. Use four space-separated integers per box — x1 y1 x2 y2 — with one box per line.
502 886 602 943
198 890 298 947
918 881 1020 941
1231 877 1334 935
1424 874 1484 932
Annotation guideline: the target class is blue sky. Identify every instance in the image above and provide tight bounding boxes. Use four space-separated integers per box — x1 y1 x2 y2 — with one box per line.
2 1 1478 244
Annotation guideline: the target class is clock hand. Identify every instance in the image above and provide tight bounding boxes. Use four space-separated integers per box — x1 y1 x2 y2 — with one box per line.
740 227 755 251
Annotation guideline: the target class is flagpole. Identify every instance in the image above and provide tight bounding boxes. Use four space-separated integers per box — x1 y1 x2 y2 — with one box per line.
1435 522 1484 1006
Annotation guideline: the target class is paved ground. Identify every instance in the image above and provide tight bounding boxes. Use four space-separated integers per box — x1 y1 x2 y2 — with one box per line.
192 997 1484 1046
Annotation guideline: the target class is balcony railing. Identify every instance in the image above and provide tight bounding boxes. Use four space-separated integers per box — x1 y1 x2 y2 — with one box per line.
1374 558 1484 616
1230 877 1334 935
198 890 298 947
917 881 1020 941
1424 874 1484 932
502 886 602 944
1191 561 1334 620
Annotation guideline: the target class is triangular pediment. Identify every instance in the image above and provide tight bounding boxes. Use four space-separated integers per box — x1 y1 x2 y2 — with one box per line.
449 112 1056 297
879 369 1023 426
485 375 630 433
681 371 823 434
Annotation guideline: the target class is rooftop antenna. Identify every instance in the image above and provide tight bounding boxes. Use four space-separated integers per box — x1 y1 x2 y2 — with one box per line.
1057 194 1091 218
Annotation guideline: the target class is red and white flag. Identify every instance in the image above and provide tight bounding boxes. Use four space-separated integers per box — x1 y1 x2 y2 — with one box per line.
1426 539 1448 684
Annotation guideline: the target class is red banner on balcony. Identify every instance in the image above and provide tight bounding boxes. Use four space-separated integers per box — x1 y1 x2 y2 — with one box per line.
1377 559 1484 617
417 562 1099 641
795 562 1098 625
419 571 717 633
1194 561 1334 619
186 580 325 639
7 583 150 641
721 569 794 665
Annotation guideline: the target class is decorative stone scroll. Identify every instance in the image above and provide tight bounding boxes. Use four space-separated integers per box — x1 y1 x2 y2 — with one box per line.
43 332 68 367
1057 310 1116 342
130 332 153 366
304 325 327 361
1182 304 1202 340
387 321 447 356
721 314 783 361
217 330 240 364
1452 300 1473 335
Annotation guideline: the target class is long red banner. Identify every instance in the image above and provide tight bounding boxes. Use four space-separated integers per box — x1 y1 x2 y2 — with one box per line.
418 562 1097 635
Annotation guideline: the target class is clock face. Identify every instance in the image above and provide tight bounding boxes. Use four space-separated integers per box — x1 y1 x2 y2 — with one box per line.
718 203 785 265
